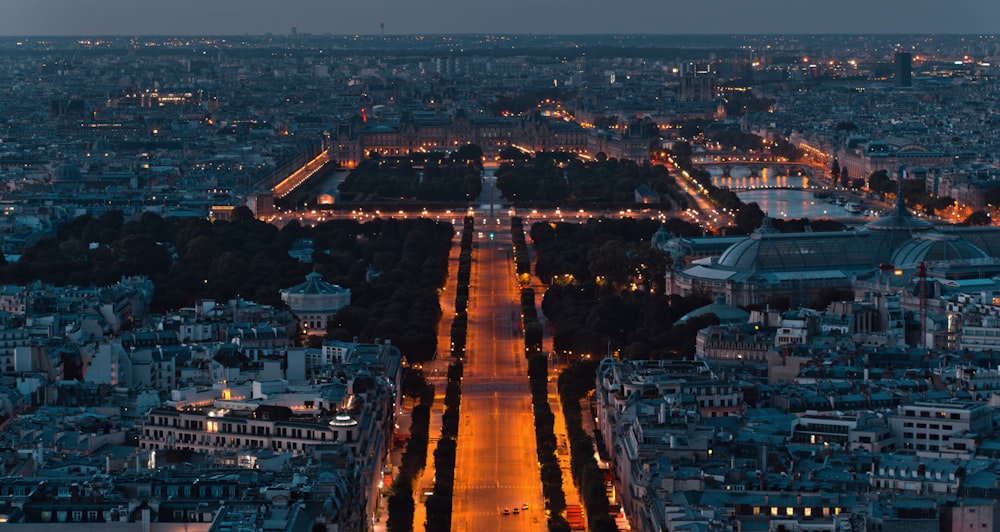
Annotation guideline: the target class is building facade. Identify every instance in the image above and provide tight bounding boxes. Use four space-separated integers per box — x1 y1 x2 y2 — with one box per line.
890 400 993 454
280 272 351 335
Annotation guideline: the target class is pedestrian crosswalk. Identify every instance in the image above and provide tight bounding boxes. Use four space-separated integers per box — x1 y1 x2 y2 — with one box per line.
460 509 543 520
456 483 539 491
463 375 528 384
463 385 528 393
461 392 530 401
453 510 543 526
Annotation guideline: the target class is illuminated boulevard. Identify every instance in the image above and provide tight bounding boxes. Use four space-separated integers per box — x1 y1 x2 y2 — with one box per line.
449 188 546 531
271 149 331 200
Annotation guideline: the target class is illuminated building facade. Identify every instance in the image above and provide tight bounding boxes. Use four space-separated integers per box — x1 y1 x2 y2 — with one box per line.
138 339 401 532
328 111 596 165
836 137 949 181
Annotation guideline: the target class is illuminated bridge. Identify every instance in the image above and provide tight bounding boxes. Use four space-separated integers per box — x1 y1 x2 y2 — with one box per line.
722 184 815 192
694 161 815 177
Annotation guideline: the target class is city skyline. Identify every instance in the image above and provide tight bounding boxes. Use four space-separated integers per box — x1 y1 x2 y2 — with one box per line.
1 6 1000 530
2 0 999 37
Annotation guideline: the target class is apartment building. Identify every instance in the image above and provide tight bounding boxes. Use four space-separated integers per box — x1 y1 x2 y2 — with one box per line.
890 400 992 454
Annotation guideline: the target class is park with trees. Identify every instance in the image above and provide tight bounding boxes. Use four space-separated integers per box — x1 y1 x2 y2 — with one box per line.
494 152 685 209
528 217 714 360
337 153 483 204
0 208 454 365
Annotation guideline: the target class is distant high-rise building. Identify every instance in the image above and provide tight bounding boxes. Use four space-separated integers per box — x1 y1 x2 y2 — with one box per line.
679 72 716 102
895 51 912 87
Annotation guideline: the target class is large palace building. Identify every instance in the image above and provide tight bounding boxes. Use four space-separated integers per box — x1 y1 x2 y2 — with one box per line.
656 194 1000 308
326 111 657 165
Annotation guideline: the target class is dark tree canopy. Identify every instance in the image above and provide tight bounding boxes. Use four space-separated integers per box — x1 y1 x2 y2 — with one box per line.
531 217 710 360
2 211 454 364
451 143 483 166
338 157 481 203
964 210 992 226
495 155 684 208
867 169 895 196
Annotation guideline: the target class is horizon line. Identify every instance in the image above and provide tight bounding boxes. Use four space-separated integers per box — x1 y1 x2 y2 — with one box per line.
1 31 997 39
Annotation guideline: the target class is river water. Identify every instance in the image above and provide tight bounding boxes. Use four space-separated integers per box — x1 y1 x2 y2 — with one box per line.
708 168 874 221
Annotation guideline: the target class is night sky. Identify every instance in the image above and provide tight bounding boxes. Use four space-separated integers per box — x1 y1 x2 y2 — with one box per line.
1 0 996 36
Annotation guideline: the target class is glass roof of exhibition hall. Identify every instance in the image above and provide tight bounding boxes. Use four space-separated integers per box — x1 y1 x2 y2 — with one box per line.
716 231 872 272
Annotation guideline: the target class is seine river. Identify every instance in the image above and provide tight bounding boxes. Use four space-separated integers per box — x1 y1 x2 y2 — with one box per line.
708 167 873 221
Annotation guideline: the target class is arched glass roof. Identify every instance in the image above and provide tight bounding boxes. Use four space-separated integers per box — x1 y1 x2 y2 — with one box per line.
891 233 989 267
716 231 873 272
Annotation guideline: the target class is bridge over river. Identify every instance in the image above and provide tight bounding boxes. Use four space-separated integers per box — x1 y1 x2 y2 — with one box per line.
691 158 817 182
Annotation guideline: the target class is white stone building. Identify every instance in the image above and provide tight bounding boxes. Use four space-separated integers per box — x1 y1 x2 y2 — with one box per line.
279 272 351 334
